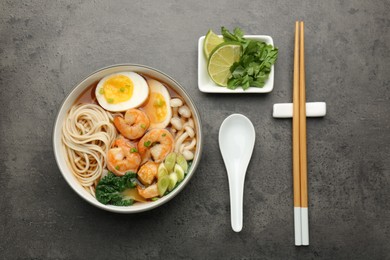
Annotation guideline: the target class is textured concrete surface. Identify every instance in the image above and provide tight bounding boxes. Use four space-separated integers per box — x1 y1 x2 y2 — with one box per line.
1 0 389 259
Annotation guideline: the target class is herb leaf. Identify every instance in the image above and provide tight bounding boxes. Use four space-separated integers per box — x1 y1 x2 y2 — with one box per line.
222 26 245 43
220 27 278 90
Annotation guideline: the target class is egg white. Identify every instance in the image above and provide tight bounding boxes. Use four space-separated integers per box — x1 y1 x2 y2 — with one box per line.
95 72 149 112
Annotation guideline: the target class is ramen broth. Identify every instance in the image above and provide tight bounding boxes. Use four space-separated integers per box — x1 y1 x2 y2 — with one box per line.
63 71 197 205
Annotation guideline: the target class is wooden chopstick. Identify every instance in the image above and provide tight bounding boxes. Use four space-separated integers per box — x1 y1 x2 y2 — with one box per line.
293 21 309 246
292 21 302 246
299 21 309 246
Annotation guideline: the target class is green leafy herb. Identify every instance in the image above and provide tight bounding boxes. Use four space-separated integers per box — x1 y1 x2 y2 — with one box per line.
221 27 278 90
144 141 151 147
119 87 125 92
140 124 146 129
130 147 138 153
221 27 245 43
95 172 137 206
115 165 120 170
162 133 166 137
107 98 114 103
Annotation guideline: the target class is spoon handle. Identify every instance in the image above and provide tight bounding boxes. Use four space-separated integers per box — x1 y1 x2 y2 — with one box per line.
228 172 245 232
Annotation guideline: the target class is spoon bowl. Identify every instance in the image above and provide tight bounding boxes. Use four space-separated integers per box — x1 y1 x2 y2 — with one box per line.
219 114 256 232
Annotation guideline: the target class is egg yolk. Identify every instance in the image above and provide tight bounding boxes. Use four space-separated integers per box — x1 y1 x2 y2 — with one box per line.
145 93 167 123
102 75 133 104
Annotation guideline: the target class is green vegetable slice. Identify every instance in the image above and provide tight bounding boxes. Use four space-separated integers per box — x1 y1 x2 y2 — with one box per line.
164 152 176 172
176 154 188 173
168 172 178 191
174 164 185 182
157 175 170 196
157 163 168 179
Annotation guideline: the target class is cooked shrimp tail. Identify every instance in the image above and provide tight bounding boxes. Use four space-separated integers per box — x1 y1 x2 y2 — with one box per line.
137 129 174 163
107 136 141 176
137 184 159 199
114 109 150 140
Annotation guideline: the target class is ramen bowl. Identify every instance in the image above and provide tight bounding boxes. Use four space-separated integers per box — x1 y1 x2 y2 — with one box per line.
53 64 203 213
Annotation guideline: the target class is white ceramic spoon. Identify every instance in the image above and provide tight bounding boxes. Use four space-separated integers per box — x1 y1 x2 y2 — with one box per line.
219 114 256 232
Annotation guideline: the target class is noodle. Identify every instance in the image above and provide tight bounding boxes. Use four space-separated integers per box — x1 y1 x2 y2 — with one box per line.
62 103 117 196
60 74 197 206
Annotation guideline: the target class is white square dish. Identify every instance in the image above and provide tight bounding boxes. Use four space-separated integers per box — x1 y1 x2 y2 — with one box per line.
198 35 275 93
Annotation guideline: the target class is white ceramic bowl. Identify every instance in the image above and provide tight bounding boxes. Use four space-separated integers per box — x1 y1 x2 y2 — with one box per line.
198 35 275 93
53 64 203 213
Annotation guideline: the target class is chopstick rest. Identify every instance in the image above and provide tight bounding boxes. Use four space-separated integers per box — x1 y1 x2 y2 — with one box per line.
273 102 326 118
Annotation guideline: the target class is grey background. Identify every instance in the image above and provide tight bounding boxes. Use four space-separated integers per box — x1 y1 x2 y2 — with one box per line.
1 0 389 259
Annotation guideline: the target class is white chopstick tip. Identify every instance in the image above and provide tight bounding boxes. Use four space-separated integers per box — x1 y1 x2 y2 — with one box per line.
294 207 302 246
301 207 309 246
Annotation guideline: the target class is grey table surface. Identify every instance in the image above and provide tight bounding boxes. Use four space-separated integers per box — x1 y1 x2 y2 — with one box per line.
1 0 389 259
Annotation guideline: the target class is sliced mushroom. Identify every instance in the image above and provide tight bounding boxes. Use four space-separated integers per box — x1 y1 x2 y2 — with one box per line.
184 126 195 138
170 117 183 130
184 118 194 128
175 132 189 153
183 138 196 150
170 98 183 108
172 107 179 117
182 150 194 160
178 105 191 118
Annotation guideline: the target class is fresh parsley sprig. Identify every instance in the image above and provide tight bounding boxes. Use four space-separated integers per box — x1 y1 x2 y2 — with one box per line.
221 27 278 90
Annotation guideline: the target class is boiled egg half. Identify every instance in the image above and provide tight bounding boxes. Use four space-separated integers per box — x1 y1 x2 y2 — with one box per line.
95 72 149 112
143 79 172 129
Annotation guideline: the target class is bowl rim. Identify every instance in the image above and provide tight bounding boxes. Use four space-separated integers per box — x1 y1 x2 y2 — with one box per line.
53 63 203 213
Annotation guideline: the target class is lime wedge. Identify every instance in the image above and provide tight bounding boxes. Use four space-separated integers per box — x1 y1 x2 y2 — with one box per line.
207 43 241 87
204 30 224 59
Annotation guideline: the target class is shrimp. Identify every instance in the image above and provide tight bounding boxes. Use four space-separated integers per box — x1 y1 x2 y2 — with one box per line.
137 129 174 163
137 183 159 199
137 161 158 185
107 136 141 176
114 109 150 140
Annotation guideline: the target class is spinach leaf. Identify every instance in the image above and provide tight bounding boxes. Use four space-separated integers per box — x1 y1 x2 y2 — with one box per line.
96 172 137 206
